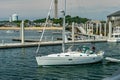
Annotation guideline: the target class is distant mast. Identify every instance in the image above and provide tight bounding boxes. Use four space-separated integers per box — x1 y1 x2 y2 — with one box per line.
54 0 58 19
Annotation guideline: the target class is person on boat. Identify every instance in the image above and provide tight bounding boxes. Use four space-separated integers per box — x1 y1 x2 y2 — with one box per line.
91 46 95 52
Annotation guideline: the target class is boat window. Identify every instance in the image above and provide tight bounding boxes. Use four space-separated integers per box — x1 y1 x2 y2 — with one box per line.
57 55 60 56
80 55 82 56
81 46 90 53
68 59 72 61
65 55 69 56
115 35 118 38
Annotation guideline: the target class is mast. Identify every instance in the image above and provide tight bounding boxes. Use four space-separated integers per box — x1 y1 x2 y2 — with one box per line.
62 0 66 53
54 0 58 19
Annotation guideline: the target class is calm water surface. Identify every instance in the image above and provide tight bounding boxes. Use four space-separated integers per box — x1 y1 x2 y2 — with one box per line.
0 30 120 80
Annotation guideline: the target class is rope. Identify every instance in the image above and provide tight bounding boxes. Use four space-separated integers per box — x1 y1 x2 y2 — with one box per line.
36 0 54 54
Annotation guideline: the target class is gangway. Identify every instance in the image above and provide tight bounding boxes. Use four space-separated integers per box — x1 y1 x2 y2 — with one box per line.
76 26 86 34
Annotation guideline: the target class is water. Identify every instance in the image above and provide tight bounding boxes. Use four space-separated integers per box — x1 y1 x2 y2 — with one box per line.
0 30 61 43
0 30 120 80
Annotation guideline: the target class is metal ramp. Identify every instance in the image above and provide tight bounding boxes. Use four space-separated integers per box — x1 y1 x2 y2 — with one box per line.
76 26 86 34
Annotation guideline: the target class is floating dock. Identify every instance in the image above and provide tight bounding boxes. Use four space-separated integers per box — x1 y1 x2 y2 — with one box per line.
12 38 39 42
0 39 107 49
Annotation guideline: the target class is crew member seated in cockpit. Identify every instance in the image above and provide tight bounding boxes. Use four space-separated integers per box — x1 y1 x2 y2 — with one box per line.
92 46 95 52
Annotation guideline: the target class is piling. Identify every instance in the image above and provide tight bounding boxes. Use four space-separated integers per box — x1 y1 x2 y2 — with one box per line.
96 23 99 35
108 21 112 39
91 23 93 35
72 22 75 42
99 23 102 35
21 20 25 44
87 24 89 34
104 23 107 36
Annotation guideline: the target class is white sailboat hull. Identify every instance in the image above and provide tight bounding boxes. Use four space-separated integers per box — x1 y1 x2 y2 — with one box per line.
36 51 104 66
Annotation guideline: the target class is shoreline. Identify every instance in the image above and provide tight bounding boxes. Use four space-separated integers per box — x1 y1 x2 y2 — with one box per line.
0 27 62 30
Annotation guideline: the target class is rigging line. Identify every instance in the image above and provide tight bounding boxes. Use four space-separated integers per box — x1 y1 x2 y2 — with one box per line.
36 0 54 54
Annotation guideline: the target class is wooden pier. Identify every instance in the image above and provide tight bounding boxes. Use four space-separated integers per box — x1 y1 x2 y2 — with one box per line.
0 39 107 49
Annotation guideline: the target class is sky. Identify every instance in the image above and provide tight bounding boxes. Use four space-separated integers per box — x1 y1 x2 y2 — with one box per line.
0 0 120 21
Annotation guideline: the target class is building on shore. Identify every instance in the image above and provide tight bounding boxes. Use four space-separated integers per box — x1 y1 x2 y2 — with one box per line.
107 10 120 27
107 10 120 42
9 14 18 22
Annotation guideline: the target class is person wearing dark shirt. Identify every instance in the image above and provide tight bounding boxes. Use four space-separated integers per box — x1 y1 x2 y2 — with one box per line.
92 46 95 52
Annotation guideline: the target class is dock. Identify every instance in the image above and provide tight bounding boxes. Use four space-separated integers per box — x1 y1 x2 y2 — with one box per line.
0 21 107 49
0 39 107 49
12 38 39 42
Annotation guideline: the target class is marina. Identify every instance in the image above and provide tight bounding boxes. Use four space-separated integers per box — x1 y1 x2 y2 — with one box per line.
0 20 110 49
0 9 119 80
0 21 108 49
0 0 120 80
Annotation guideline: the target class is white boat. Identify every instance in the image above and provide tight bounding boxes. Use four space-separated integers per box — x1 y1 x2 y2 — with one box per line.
35 0 104 66
37 30 43 33
105 57 120 63
6 30 14 33
36 46 104 66
107 26 120 42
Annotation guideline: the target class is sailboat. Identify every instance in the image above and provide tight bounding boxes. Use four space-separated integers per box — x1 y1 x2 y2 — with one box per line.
36 0 104 66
